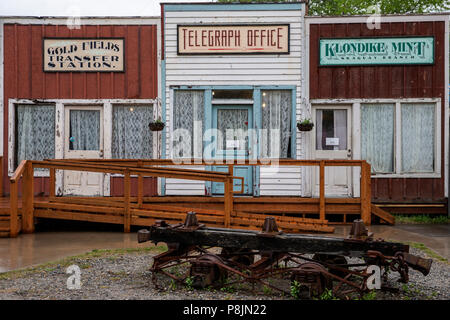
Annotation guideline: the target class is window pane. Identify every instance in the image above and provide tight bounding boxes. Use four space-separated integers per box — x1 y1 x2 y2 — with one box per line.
361 104 394 173
261 90 292 158
173 90 204 158
212 90 253 100
217 109 248 151
315 109 347 151
69 110 100 150
401 103 435 173
16 104 55 166
112 105 153 159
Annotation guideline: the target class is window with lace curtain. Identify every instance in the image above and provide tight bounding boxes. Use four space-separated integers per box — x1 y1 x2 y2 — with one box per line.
261 90 292 158
15 104 55 169
172 90 204 158
360 102 437 175
112 105 153 159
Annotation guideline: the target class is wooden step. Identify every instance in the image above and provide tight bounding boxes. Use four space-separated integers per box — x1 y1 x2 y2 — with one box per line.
371 204 395 225
0 220 10 228
0 231 10 238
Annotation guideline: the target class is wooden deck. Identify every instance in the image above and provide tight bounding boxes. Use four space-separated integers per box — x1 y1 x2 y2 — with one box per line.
1 159 395 238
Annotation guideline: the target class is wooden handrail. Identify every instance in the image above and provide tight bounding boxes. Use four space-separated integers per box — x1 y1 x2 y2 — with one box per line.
33 160 234 183
9 160 31 237
10 160 27 182
49 158 368 167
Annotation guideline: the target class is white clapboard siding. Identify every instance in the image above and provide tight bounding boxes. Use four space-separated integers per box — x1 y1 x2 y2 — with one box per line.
259 166 301 196
165 166 206 196
164 7 304 196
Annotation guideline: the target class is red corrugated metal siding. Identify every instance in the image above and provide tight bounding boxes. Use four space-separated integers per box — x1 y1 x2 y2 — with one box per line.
309 21 446 203
3 24 159 195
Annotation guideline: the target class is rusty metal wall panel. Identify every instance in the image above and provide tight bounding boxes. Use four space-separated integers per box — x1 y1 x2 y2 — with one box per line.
3 24 159 195
309 21 446 202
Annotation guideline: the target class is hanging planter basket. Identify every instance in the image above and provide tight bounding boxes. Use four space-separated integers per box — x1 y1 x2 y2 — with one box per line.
297 122 314 132
148 122 165 132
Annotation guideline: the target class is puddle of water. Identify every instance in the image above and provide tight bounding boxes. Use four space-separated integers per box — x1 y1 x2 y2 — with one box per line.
0 231 148 273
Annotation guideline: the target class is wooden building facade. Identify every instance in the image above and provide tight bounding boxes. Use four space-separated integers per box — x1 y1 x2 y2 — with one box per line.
0 4 449 216
306 15 449 213
0 17 161 197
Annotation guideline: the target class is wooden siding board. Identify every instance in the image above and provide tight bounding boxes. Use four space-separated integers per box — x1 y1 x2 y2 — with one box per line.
17 25 32 99
31 25 44 98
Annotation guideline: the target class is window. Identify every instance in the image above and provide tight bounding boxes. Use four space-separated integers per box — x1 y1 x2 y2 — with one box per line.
69 110 101 151
112 105 153 159
212 90 253 100
360 102 438 175
261 90 292 158
401 103 435 173
173 90 204 158
361 104 395 173
16 104 55 168
316 109 348 151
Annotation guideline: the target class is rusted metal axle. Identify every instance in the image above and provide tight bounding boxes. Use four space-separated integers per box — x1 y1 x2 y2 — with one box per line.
138 213 432 299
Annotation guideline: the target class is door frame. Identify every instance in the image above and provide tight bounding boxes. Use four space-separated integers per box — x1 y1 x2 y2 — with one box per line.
310 104 353 197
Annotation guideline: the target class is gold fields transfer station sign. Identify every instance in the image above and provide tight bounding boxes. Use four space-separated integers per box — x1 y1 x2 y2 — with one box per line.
177 25 290 54
43 38 124 72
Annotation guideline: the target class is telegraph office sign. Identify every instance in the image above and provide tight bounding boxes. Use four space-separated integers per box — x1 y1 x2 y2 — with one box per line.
44 38 124 72
319 37 434 66
177 24 290 54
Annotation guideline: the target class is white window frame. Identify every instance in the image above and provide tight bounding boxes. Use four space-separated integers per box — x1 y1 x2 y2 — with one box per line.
8 98 159 179
310 98 442 179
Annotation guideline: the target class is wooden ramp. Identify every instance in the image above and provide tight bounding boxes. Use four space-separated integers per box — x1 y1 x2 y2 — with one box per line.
3 158 382 237
371 204 395 225
33 197 334 234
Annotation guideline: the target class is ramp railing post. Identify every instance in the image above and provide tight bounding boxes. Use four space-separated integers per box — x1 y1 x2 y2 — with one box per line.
9 179 18 237
22 161 34 233
224 164 234 228
137 160 143 208
49 167 55 197
361 161 372 225
319 160 325 221
124 169 131 232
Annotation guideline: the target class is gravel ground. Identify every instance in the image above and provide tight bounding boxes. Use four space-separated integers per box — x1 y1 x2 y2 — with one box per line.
0 246 448 300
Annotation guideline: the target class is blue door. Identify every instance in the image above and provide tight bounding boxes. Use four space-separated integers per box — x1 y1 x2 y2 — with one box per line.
211 105 253 195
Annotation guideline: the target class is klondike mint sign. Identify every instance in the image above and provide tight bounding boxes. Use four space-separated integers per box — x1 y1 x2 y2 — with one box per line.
319 37 434 66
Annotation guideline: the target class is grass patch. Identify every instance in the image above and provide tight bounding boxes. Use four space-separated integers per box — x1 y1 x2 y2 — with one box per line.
0 244 167 281
401 241 448 264
394 214 449 224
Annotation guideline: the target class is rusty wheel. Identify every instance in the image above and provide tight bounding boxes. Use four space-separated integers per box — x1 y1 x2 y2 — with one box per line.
189 254 228 288
290 262 332 299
